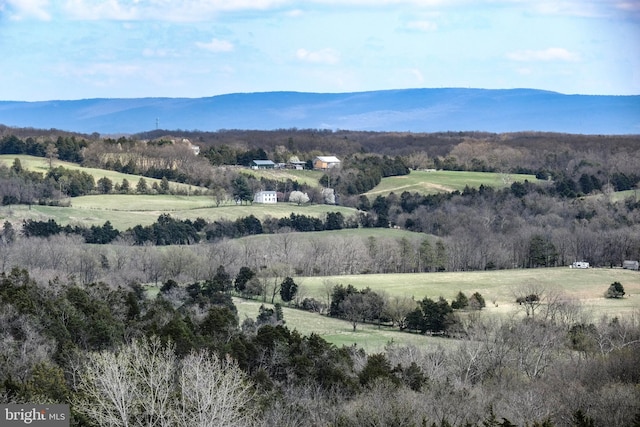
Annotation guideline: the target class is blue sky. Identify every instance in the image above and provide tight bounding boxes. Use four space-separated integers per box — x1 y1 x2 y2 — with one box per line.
1 0 639 101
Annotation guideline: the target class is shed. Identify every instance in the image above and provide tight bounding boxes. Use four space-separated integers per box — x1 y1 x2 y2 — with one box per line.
289 160 306 170
313 156 341 170
623 260 639 270
251 160 275 169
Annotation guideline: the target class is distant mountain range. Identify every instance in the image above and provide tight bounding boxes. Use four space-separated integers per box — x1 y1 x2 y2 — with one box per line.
1 88 638 135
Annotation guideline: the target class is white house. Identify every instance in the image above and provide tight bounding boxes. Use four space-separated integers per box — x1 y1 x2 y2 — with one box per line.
254 191 277 204
623 260 639 270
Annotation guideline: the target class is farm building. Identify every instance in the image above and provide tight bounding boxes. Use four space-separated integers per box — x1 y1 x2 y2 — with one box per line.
623 260 639 270
251 160 275 169
289 160 306 170
313 156 341 170
254 191 277 204
571 261 589 269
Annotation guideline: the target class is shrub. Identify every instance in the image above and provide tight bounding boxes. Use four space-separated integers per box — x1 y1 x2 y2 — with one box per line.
605 282 625 299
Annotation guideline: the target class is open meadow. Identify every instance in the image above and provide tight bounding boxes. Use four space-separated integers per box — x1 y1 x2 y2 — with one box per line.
233 297 458 353
293 267 640 317
365 169 540 196
240 168 324 187
0 195 360 229
231 267 640 352
0 154 204 193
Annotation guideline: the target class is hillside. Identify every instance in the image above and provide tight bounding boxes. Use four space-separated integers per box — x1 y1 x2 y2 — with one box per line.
1 88 638 134
232 266 640 351
365 170 540 195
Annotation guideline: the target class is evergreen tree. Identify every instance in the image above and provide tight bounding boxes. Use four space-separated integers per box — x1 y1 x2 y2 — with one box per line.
136 177 148 193
605 281 625 298
234 267 255 293
279 277 298 303
160 176 170 194
232 175 252 204
97 176 113 194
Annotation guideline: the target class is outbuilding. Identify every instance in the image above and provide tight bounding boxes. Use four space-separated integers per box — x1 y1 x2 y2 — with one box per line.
251 160 275 169
313 156 341 170
571 261 589 269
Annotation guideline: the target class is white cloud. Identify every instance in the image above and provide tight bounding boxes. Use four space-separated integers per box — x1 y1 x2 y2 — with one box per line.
142 48 175 57
196 38 234 53
5 0 51 20
64 0 138 20
9 0 639 22
285 8 304 17
616 1 640 13
405 20 438 31
410 68 424 83
506 47 580 62
296 48 340 64
59 0 290 21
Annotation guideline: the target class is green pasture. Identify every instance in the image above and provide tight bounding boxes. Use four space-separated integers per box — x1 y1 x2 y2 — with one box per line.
233 268 639 351
293 268 640 318
0 154 204 192
240 168 324 187
151 265 639 353
234 298 455 353
365 170 540 196
0 195 359 229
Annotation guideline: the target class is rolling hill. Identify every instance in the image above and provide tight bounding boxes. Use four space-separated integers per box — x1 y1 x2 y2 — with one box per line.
1 88 638 134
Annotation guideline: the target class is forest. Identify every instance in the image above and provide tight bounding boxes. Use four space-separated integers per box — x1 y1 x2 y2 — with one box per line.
0 126 639 426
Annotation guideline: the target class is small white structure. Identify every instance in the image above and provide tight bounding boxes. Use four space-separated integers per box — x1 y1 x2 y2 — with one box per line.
571 261 589 269
254 191 277 204
623 260 639 270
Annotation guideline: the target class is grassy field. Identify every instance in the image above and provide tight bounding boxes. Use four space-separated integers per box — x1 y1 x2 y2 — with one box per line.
145 266 640 353
240 168 324 187
365 170 540 196
0 195 360 229
293 268 640 318
0 154 203 193
234 297 456 353
231 267 640 352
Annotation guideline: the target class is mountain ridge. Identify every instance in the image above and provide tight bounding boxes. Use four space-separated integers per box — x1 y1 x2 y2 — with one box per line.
0 88 638 135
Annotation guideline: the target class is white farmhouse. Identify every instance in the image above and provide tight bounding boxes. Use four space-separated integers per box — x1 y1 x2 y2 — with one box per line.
254 191 277 204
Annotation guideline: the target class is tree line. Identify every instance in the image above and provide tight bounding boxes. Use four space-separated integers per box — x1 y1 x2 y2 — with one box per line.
16 211 353 246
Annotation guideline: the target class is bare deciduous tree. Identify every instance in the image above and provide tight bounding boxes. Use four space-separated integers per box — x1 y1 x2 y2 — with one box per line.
75 337 255 427
176 351 255 427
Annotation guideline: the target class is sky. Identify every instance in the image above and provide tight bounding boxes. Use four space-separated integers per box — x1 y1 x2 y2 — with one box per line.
1 0 639 101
